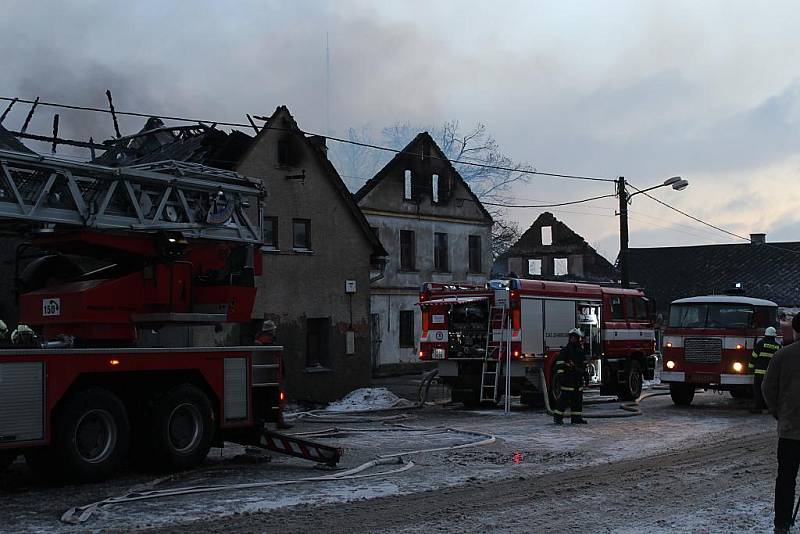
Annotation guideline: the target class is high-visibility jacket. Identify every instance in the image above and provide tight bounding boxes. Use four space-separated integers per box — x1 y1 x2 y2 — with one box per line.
555 343 588 392
749 336 782 375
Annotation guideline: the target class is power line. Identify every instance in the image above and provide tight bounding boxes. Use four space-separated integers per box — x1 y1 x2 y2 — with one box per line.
481 193 617 209
0 95 616 184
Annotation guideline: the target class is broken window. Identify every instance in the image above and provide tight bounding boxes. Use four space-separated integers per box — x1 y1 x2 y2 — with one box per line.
400 230 416 270
306 317 331 368
404 170 412 200
293 219 311 250
541 226 553 246
399 310 415 348
528 258 542 275
434 232 449 272
554 257 568 276
432 174 439 203
468 235 482 273
263 216 278 249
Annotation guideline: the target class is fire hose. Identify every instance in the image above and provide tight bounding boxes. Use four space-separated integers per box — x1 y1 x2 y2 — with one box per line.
539 368 670 418
61 414 494 525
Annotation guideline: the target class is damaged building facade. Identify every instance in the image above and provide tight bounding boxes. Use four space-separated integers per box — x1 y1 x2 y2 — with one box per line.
495 212 618 283
355 132 493 373
91 107 387 402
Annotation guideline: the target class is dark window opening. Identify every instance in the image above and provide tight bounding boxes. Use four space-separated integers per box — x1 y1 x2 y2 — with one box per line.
399 310 415 348
293 219 311 250
277 138 299 167
263 216 278 249
611 296 624 320
468 235 482 273
400 230 416 271
434 232 449 272
306 317 331 368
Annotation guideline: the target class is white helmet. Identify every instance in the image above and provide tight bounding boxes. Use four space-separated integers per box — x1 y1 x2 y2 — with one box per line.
568 328 584 338
765 326 777 337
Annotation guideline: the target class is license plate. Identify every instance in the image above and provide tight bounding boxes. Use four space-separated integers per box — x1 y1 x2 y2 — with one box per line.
690 373 716 384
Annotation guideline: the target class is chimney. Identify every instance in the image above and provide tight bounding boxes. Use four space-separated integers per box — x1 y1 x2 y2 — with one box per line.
307 135 327 155
750 233 766 245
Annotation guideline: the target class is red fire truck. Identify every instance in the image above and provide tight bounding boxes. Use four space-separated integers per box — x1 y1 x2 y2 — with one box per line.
0 149 339 481
660 295 780 406
418 278 657 407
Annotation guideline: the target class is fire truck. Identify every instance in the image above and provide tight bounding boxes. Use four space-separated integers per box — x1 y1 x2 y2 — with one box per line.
418 278 657 407
0 149 339 481
660 294 779 406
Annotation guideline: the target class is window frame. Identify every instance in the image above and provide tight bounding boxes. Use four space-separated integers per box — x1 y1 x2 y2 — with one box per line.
399 230 416 271
292 218 312 251
434 232 449 272
528 258 542 276
468 235 482 273
263 216 279 250
399 310 415 348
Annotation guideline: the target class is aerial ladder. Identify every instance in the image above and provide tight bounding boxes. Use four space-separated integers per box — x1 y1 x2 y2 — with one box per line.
0 148 341 482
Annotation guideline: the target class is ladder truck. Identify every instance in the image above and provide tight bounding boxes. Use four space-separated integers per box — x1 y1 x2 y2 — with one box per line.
0 149 340 482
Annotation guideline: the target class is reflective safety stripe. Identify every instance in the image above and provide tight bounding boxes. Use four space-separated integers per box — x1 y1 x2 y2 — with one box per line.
754 369 767 375
552 409 563 415
570 412 582 416
561 387 575 391
748 363 755 369
556 370 564 374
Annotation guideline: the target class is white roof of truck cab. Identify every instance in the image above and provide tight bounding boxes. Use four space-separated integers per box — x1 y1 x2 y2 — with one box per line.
671 295 778 307
419 296 489 306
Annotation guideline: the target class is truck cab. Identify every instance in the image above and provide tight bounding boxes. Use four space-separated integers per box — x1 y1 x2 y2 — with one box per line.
661 295 779 406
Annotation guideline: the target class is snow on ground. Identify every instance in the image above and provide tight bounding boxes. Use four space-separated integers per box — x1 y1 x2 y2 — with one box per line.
0 388 781 533
324 387 411 412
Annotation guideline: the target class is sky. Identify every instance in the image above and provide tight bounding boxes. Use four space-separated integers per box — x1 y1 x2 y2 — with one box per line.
2 0 800 260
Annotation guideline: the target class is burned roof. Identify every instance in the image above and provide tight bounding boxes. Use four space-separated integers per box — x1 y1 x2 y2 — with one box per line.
628 241 800 310
0 123 33 153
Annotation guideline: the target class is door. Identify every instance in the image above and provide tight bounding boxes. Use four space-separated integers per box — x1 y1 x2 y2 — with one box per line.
371 313 381 370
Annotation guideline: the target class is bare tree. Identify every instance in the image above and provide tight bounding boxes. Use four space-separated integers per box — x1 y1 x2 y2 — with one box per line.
330 120 530 258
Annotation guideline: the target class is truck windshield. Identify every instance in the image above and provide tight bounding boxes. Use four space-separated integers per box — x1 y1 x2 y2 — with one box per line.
669 303 777 329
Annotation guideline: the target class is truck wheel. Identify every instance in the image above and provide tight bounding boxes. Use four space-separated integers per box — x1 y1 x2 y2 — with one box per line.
670 383 695 406
53 388 130 482
617 361 643 401
150 384 214 470
0 451 16 472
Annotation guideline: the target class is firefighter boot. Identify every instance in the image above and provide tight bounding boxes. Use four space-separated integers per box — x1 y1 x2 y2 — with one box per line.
571 417 588 424
553 415 563 425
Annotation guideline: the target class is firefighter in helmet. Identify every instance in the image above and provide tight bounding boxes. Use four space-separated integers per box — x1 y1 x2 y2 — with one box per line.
553 327 589 425
749 326 782 413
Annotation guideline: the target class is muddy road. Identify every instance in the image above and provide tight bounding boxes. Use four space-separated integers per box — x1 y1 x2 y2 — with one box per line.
156 430 775 533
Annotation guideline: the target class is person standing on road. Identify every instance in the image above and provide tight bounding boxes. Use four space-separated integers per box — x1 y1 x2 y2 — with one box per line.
553 328 588 425
762 314 800 534
750 327 782 413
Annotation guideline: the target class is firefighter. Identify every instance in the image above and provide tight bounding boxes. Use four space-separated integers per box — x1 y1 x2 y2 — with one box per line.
11 324 37 348
749 326 782 413
553 328 589 425
255 320 278 346
762 314 800 534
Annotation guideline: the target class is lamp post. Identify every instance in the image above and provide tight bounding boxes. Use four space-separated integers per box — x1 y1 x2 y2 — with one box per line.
618 176 689 288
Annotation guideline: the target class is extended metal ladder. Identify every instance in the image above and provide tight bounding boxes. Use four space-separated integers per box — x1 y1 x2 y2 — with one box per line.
480 304 508 402
0 149 264 243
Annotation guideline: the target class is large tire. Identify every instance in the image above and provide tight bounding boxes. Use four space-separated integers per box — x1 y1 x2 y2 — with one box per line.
0 451 16 472
149 384 214 471
53 388 130 482
670 383 696 406
618 361 643 401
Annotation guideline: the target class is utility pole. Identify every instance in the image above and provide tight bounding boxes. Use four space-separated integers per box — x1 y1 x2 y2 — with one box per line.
617 176 630 288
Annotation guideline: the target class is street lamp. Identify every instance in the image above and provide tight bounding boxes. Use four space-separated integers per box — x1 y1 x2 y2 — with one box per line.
618 176 689 288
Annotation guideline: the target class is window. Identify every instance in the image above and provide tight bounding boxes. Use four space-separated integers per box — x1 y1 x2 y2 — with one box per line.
306 317 330 368
399 310 415 348
404 170 412 200
528 258 542 276
669 303 764 329
634 298 649 320
541 226 553 246
277 139 296 166
611 296 624 320
293 219 311 250
432 174 439 203
400 230 416 270
434 232 449 272
263 216 278 249
554 257 568 276
468 235 482 273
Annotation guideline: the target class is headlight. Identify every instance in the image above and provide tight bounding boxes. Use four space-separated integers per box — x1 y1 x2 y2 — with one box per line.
665 341 673 348
666 360 676 369
733 361 744 372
